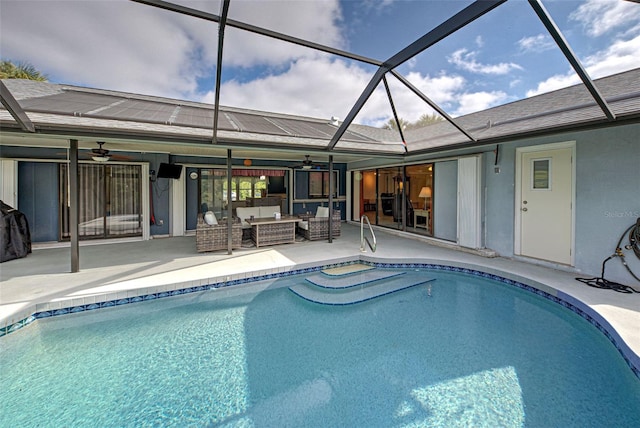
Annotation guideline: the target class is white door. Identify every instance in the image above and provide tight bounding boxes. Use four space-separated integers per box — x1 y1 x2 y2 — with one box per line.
517 145 574 265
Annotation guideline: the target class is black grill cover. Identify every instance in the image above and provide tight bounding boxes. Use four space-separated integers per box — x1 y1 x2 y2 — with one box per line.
1 200 32 262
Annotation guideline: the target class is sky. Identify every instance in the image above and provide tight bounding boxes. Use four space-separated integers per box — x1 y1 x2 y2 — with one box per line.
1 0 639 127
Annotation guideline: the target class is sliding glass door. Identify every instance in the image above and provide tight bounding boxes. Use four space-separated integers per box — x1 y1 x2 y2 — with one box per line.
355 163 434 236
60 164 143 240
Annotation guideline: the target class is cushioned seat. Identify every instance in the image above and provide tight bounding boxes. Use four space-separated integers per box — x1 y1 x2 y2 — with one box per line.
235 205 281 229
298 208 341 241
196 213 242 252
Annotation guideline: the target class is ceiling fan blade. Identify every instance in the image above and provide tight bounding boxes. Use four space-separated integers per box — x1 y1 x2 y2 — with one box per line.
109 153 134 160
293 155 326 169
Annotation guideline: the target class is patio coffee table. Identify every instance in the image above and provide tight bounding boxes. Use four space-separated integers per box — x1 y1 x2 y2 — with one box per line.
247 216 301 247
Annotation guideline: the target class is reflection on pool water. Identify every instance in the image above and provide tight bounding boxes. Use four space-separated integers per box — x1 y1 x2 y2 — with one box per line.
1 269 639 427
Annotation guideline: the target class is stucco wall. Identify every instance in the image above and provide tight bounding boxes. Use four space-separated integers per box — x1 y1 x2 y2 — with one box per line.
573 125 640 283
1 146 172 240
484 123 640 285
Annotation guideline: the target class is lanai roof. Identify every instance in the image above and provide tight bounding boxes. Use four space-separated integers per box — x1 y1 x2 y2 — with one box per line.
1 1 639 159
2 67 640 157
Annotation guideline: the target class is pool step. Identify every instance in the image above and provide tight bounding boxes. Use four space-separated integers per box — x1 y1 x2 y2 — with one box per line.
321 263 375 276
289 270 435 305
305 269 406 289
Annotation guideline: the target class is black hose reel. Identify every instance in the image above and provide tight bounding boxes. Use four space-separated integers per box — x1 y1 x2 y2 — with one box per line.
576 217 640 293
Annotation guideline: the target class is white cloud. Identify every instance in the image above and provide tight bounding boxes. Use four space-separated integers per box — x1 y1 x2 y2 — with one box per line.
403 72 466 107
526 74 581 98
0 0 344 101
361 0 396 13
1 0 217 98
222 0 344 68
518 34 555 53
526 33 640 97
213 59 471 127
570 0 639 37
366 72 467 125
582 33 640 79
354 71 468 126
448 49 522 75
475 35 484 48
1 0 472 127
454 91 509 117
216 57 373 121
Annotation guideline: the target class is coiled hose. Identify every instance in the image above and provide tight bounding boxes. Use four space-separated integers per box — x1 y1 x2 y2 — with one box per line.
576 218 640 293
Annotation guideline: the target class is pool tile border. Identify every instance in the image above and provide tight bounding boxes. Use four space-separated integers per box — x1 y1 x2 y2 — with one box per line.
1 258 638 379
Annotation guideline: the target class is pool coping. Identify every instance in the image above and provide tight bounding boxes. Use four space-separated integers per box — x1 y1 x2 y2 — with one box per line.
1 255 638 379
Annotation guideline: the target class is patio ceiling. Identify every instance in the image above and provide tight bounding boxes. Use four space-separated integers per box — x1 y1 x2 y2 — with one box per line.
1 0 639 161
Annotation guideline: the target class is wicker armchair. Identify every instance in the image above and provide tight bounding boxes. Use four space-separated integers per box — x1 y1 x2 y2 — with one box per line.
298 209 341 241
196 214 242 252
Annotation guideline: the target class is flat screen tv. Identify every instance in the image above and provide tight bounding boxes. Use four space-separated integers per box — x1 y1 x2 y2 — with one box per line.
157 163 183 179
268 176 286 194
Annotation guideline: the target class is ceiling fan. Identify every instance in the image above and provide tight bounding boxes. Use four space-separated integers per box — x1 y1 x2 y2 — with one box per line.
295 155 323 170
90 141 111 162
57 142 132 162
81 142 133 162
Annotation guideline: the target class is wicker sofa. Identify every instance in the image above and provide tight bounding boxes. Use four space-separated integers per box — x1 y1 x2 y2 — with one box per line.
235 205 281 229
298 208 341 241
196 213 242 252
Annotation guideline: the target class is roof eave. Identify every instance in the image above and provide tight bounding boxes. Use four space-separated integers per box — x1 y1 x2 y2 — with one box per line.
405 113 640 156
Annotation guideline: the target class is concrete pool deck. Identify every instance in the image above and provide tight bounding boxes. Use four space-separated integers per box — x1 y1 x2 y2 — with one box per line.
2 223 639 375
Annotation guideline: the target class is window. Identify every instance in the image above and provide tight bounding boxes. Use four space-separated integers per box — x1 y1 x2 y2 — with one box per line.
308 171 338 198
532 158 551 190
197 168 283 218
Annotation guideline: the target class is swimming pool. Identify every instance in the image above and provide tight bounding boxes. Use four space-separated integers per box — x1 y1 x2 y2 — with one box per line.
1 267 639 427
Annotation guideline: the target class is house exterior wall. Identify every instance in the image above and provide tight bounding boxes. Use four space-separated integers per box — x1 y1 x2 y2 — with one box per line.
0 147 172 240
348 122 638 285
484 122 640 285
1 122 637 285
175 156 347 223
1 146 348 242
573 125 639 283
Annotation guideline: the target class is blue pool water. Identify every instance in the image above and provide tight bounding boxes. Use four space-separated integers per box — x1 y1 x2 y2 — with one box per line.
1 269 639 427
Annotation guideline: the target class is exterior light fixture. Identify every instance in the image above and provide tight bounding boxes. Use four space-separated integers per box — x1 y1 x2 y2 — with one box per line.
91 155 110 162
91 141 110 162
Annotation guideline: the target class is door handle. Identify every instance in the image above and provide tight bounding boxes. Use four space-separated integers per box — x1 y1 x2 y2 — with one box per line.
522 207 528 212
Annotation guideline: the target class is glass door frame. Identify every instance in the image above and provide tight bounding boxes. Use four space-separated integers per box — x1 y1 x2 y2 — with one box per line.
353 162 434 236
59 163 144 241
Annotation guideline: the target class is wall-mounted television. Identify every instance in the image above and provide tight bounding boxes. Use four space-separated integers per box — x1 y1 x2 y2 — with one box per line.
157 163 183 179
267 176 286 194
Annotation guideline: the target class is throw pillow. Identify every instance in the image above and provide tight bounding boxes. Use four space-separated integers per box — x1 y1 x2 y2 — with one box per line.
204 211 218 225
